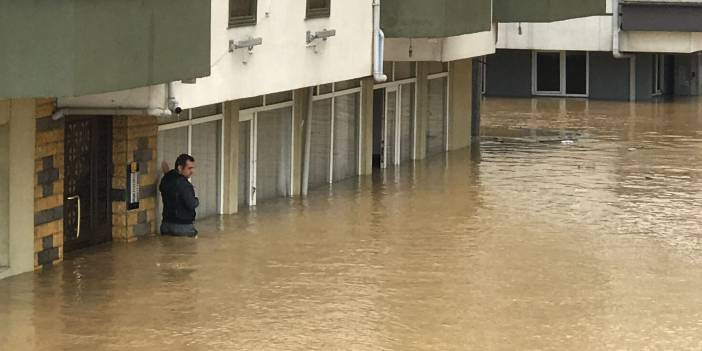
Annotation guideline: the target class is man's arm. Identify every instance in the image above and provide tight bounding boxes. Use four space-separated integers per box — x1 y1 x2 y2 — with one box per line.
161 161 170 175
179 180 199 210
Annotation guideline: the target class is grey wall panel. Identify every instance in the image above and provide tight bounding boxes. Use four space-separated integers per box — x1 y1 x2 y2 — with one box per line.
485 50 533 98
589 52 631 101
673 54 701 96
622 4 702 32
636 53 655 101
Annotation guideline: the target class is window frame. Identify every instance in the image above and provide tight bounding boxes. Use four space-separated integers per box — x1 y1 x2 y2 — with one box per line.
229 0 258 28
306 0 331 19
532 50 589 98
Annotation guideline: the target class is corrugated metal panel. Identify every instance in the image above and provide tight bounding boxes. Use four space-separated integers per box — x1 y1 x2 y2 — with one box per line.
332 93 360 182
309 99 332 189
0 0 210 98
427 78 447 156
191 121 222 219
381 0 492 38
256 108 292 203
494 0 607 23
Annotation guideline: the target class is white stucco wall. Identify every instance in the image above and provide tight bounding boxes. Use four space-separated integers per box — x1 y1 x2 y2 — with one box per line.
621 32 702 54
0 106 8 268
385 29 496 62
497 16 613 52
0 99 36 280
496 6 702 55
60 0 374 110
176 0 373 109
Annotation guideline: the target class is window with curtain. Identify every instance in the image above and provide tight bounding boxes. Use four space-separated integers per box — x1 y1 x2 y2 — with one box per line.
229 0 258 27
307 0 331 18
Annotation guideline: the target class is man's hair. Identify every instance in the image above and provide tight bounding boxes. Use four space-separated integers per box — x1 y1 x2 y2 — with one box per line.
175 154 195 169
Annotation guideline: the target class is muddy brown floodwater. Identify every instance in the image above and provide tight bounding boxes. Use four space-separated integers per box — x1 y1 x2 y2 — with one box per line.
2 97 702 350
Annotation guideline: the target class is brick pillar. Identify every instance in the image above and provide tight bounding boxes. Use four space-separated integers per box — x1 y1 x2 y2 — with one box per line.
33 99 64 269
111 116 158 242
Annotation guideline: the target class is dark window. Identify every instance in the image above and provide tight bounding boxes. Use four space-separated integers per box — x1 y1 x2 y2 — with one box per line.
307 0 331 19
536 52 561 93
229 0 257 27
565 52 587 95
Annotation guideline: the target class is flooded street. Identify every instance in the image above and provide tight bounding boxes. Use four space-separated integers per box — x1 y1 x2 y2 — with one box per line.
3 97 702 350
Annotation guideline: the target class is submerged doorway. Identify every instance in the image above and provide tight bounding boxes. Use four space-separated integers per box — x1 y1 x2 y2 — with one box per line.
372 89 385 169
533 51 589 97
63 117 113 252
239 107 293 207
373 82 416 170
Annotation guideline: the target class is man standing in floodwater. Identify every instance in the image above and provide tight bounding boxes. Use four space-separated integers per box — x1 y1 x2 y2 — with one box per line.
159 154 199 237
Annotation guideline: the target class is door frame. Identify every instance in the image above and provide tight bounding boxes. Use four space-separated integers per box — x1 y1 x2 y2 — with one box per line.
312 86 363 180
427 71 450 153
374 75 420 167
63 116 113 253
157 108 226 214
239 101 295 206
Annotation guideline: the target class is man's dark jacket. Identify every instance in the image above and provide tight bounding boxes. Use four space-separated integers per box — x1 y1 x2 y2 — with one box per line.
159 170 199 224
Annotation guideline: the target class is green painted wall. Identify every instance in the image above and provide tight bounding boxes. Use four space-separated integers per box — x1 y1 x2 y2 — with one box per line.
494 0 607 22
381 0 492 38
0 0 211 98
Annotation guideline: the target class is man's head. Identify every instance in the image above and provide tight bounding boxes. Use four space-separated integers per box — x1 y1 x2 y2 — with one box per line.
175 154 195 178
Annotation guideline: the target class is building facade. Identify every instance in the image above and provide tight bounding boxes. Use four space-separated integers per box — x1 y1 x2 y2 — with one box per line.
485 0 702 101
0 0 493 280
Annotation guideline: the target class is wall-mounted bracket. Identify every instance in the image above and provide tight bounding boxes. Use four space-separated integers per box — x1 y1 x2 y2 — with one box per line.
306 29 336 45
229 37 263 64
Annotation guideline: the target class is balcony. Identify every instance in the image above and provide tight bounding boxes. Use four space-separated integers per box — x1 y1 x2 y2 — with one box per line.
621 1 702 32
381 0 492 38
0 0 211 98
494 0 606 23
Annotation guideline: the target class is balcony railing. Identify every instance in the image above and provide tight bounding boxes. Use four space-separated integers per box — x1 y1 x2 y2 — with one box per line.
0 0 211 98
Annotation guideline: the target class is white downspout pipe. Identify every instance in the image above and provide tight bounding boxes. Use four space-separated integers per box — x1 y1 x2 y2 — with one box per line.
373 0 388 83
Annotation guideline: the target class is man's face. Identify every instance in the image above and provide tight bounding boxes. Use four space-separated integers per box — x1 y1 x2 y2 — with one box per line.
178 160 195 179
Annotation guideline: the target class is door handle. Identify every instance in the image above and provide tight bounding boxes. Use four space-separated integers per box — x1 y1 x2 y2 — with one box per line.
67 195 81 238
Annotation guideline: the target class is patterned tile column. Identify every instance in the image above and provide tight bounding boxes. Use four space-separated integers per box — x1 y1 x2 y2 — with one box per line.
33 99 64 269
111 116 158 242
